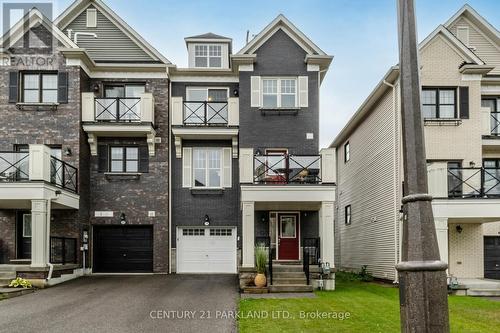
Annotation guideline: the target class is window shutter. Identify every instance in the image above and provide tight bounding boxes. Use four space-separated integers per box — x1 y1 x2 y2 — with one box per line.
250 76 261 107
139 146 149 173
8 71 18 103
222 148 232 188
459 86 469 119
97 145 108 173
298 76 308 107
182 147 192 188
57 72 69 103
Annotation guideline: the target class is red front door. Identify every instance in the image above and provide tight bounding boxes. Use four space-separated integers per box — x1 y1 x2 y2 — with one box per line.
277 214 299 260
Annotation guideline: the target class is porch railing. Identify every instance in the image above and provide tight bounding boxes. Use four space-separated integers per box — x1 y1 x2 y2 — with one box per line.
0 152 29 182
491 112 500 136
183 101 228 126
50 156 78 193
95 97 141 122
446 167 500 198
50 237 77 264
254 155 322 184
256 236 273 285
303 237 320 285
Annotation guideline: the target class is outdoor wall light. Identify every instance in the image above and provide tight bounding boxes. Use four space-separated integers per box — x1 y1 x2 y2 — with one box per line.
120 213 126 225
93 83 100 93
233 89 239 97
64 147 72 156
469 161 476 168
456 225 463 234
204 215 210 226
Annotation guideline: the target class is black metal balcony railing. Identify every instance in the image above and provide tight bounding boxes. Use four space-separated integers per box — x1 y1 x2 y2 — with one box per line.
183 101 228 126
254 155 321 184
0 152 29 182
491 112 500 136
50 156 78 193
95 97 141 122
447 167 500 198
50 237 77 264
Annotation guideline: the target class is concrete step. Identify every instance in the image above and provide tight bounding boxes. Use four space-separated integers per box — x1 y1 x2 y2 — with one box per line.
272 260 302 265
269 284 313 293
272 265 303 272
468 289 500 296
0 271 16 279
0 287 34 299
273 272 306 279
272 277 307 285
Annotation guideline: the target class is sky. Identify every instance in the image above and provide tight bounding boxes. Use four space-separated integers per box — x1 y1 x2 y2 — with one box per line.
45 0 500 147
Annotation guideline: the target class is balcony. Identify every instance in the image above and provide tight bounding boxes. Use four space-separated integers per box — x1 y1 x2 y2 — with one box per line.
482 107 500 149
81 92 156 156
170 97 239 158
253 154 322 184
0 145 79 209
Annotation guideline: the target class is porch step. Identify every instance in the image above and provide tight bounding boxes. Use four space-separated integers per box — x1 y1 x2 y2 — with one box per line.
272 277 307 285
272 260 302 265
273 272 307 279
0 271 16 279
467 289 500 297
269 284 313 293
272 264 304 272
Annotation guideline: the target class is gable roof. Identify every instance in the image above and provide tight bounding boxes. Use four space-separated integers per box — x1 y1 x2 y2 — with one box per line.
0 8 78 51
237 14 329 56
186 32 231 40
54 0 171 64
444 4 500 47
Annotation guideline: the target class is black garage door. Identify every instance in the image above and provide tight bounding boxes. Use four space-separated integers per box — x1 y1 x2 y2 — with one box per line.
485 236 500 280
94 226 153 273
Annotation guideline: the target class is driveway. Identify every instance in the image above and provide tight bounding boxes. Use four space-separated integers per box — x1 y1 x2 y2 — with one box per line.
0 274 239 333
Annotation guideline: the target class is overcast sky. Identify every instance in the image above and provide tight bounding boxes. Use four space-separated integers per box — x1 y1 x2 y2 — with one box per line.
48 0 500 147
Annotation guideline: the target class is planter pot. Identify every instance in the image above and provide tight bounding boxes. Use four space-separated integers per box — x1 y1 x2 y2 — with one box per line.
254 273 267 288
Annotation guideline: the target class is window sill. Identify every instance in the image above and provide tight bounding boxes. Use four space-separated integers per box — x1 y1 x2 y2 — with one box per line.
190 188 224 195
104 172 142 180
423 118 462 126
259 108 300 116
16 102 59 111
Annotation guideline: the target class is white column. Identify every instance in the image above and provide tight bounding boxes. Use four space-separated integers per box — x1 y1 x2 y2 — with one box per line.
30 199 49 268
434 218 449 265
242 201 255 267
319 201 335 266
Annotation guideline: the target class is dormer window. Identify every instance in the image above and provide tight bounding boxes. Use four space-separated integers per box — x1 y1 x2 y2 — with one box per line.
194 44 222 68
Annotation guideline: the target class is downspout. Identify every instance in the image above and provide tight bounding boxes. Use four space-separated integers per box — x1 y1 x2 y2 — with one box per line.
168 72 172 274
46 190 60 281
383 79 400 283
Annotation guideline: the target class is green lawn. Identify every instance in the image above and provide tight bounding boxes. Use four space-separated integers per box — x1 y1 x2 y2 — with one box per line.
239 278 500 333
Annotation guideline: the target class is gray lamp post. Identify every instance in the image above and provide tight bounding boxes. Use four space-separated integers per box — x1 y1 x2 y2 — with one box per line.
396 0 450 332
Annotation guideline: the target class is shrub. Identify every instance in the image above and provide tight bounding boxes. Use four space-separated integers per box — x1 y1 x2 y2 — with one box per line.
336 266 374 282
359 265 374 282
255 244 268 274
9 277 32 289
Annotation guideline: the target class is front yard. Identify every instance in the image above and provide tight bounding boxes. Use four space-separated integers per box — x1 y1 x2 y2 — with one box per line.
239 277 500 333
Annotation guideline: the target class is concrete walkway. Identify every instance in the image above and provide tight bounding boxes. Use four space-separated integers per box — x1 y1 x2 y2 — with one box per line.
0 274 238 333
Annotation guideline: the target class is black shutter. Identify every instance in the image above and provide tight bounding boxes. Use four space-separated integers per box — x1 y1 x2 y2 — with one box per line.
58 72 69 103
8 72 19 103
459 86 469 119
139 146 149 173
97 145 108 173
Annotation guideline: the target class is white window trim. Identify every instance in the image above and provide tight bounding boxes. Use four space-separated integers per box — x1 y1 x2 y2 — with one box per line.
194 44 223 68
186 87 229 101
261 77 298 108
192 147 223 189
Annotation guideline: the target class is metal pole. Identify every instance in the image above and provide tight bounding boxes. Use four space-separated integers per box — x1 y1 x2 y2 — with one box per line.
396 0 450 332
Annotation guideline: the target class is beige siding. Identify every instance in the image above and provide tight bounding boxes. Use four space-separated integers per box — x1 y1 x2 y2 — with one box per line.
65 5 155 62
449 17 500 74
336 87 399 281
448 223 483 278
483 222 500 236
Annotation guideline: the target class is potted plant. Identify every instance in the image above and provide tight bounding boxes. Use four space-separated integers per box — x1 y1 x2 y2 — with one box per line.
254 244 268 288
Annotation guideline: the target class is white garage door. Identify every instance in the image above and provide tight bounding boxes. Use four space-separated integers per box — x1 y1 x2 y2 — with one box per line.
177 227 237 273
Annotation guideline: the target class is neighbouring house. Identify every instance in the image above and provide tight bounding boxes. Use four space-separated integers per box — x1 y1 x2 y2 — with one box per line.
331 5 500 292
0 0 336 291
169 15 336 291
0 0 170 286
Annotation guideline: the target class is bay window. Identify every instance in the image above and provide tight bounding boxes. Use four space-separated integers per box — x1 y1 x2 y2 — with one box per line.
262 78 297 108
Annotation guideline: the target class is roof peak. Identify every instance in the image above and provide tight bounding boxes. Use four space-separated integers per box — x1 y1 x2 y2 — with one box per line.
185 32 232 41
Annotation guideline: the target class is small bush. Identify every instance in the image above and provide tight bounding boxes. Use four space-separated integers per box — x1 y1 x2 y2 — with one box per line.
9 277 32 289
336 266 374 282
359 265 374 282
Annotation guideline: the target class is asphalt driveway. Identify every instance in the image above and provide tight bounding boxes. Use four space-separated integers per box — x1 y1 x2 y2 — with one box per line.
0 274 239 333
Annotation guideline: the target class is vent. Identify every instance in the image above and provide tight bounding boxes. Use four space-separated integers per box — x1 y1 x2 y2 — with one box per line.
456 26 469 47
86 8 97 28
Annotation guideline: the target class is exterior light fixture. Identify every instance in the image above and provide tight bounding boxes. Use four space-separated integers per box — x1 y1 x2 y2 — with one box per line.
120 213 126 225
204 215 210 226
456 225 463 234
469 161 475 168
64 147 72 156
233 89 239 97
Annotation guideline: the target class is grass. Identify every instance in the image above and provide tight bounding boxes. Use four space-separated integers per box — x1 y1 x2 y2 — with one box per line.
239 277 500 333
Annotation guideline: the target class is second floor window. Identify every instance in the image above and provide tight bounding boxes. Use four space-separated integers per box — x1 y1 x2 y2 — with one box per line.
422 88 456 119
262 78 297 108
110 147 139 173
22 72 58 103
193 148 222 188
482 97 500 135
194 44 222 68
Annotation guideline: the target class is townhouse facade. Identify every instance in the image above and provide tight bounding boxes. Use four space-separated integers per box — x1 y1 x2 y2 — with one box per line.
332 5 500 287
0 0 336 290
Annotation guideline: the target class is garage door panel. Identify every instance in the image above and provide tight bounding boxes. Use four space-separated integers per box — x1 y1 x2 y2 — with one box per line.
177 227 236 274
